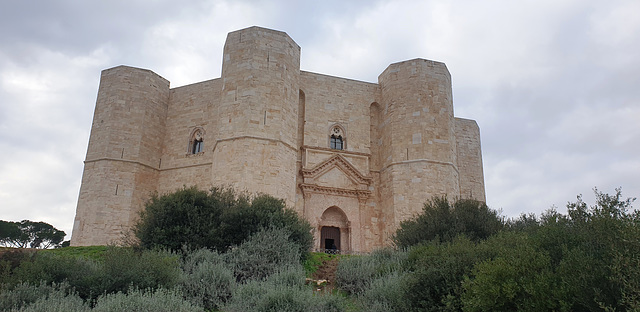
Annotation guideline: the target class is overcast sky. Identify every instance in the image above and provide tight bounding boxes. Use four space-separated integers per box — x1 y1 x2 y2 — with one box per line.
1 0 639 240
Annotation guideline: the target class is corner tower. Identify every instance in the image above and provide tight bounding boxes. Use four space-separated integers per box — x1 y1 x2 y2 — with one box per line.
71 66 169 246
378 59 460 229
212 27 301 206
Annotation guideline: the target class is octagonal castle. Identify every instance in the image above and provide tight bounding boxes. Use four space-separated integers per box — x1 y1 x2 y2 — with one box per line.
71 26 485 252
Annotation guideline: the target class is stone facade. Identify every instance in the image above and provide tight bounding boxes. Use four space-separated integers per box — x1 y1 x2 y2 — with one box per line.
71 26 485 252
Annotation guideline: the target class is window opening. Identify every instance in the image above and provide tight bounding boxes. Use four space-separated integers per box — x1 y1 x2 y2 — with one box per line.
190 129 205 154
330 135 343 150
329 125 345 150
192 139 203 154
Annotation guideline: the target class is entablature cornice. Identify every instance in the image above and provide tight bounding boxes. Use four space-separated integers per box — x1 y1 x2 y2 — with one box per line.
299 183 371 199
301 145 370 157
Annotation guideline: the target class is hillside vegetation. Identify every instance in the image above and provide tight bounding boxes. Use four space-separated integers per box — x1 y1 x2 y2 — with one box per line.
0 187 638 311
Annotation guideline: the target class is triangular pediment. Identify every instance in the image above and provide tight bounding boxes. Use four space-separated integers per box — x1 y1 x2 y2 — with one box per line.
299 154 372 198
315 167 357 189
301 154 371 187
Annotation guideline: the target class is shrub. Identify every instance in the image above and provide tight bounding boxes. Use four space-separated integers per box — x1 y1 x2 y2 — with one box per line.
97 247 181 296
134 187 313 258
218 194 313 258
498 188 640 311
92 287 202 312
335 248 407 296
0 282 87 312
7 247 181 301
8 251 100 299
461 233 559 312
224 227 302 283
223 265 345 312
402 236 489 311
394 197 504 248
359 271 407 312
180 248 235 310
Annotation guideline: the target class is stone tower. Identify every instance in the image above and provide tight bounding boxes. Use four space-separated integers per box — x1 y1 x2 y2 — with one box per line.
71 67 169 245
212 27 300 206
71 26 485 251
377 59 460 230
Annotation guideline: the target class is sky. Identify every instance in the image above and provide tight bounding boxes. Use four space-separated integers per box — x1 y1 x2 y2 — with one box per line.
1 0 639 240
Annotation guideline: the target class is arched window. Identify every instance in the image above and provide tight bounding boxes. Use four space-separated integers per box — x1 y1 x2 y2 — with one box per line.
189 128 204 154
329 125 345 150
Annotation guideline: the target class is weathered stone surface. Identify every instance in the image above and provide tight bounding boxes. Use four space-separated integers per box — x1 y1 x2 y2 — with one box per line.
71 26 485 252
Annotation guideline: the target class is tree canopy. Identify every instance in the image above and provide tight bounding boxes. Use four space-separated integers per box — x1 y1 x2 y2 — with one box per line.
133 186 313 257
0 220 66 249
393 197 504 248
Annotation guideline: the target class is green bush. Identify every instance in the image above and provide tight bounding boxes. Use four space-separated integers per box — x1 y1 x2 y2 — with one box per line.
359 271 407 312
266 265 307 287
461 232 560 312
225 227 302 283
134 187 313 258
92 287 202 312
0 282 87 312
394 197 504 248
223 265 345 312
499 188 640 311
335 248 407 296
401 236 490 312
97 247 181 296
218 194 313 258
180 248 235 310
6 247 180 301
334 255 376 296
8 251 99 299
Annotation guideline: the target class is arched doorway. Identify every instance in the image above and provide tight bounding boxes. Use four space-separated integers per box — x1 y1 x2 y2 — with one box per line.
321 226 340 250
319 206 349 252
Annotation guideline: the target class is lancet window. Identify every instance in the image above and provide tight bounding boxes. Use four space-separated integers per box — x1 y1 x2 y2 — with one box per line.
189 128 205 154
329 125 345 150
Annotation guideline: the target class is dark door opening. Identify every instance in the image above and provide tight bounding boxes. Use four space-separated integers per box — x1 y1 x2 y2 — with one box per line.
325 238 336 250
320 226 340 251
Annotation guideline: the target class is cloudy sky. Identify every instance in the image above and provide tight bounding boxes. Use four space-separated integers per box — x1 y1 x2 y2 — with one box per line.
1 0 639 240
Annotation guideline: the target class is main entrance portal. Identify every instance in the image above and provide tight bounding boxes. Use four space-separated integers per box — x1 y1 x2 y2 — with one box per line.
321 226 340 250
318 206 350 252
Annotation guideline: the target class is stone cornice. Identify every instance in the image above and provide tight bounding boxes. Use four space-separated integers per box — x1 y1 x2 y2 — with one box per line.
85 157 213 172
299 183 371 199
381 158 459 175
84 157 160 171
301 145 370 157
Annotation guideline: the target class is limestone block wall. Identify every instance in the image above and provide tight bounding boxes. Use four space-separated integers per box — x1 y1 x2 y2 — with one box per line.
455 118 486 201
378 59 460 229
157 79 221 193
212 139 298 202
71 66 169 246
212 27 300 207
299 72 378 153
219 27 300 147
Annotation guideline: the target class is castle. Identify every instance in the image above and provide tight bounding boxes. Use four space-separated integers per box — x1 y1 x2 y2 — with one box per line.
70 26 485 252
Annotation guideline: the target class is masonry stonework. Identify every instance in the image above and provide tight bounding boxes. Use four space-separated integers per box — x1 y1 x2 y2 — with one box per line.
71 26 485 252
